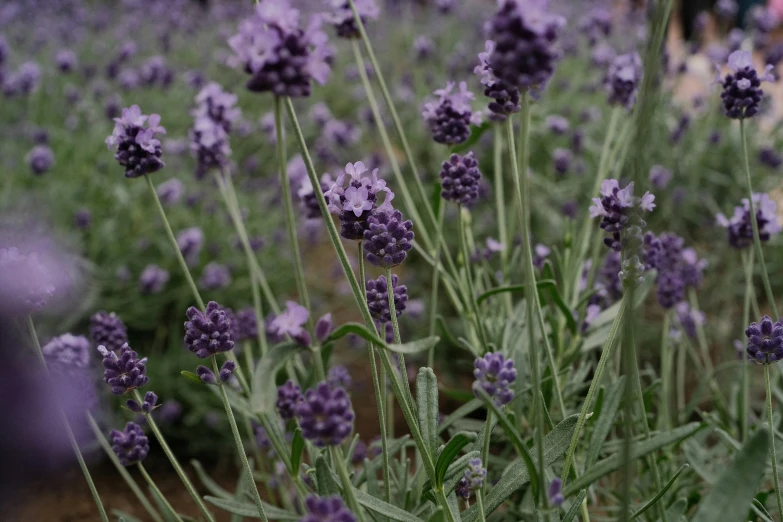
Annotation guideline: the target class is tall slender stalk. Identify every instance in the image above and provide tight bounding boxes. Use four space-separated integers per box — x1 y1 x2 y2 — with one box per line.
211 356 269 521
764 364 783 522
493 125 512 316
138 463 184 522
458 208 488 351
331 446 366 522
659 311 671 430
428 204 445 369
87 413 163 522
480 413 492 495
134 390 216 522
741 250 755 441
27 316 109 522
739 120 778 318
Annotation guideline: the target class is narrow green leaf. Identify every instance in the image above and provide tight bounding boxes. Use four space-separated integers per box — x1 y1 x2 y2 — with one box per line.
461 415 578 522
436 316 461 347
315 455 339 497
630 464 689 520
181 371 204 385
421 451 481 501
475 280 576 332
564 423 705 495
691 427 770 522
111 511 143 522
585 376 626 468
204 496 299 520
417 368 439 459
350 486 426 522
324 323 386 346
250 342 305 413
475 387 539 500
475 281 555 305
434 432 477 488
291 428 305 474
389 336 441 355
191 459 232 499
561 489 587 522
231 458 251 522
426 508 444 522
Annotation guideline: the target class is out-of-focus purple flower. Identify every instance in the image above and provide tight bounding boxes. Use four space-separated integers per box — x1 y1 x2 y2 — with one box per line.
192 82 240 132
55 49 77 73
717 193 781 249
434 0 453 14
74 208 91 230
268 300 311 346
487 0 565 91
440 152 482 206
139 56 172 88
42 334 90 370
157 400 182 423
670 114 690 144
581 303 603 333
227 0 333 97
718 50 773 120
105 105 166 178
716 0 738 21
26 145 54 175
111 422 149 466
189 117 231 179
456 477 471 499
746 315 783 364
473 352 516 406
422 81 476 145
759 147 782 168
139 264 169 294
301 495 356 522
177 227 204 267
546 115 570 135
234 307 259 343
533 244 550 269
414 36 435 61
315 313 333 342
589 179 655 251
157 178 184 206
366 274 408 324
548 477 564 507
474 40 520 121
200 262 232 290
0 246 57 315
4 61 40 96
295 382 354 447
184 301 235 358
606 52 642 109
98 343 149 395
325 0 379 39
363 210 414 268
90 311 128 352
649 165 672 189
553 148 572 175
674 302 705 340
327 365 352 390
591 42 616 68
276 380 303 420
578 7 612 45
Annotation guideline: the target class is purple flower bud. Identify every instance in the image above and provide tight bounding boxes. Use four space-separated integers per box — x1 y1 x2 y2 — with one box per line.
315 313 333 342
327 365 352 390
157 178 184 206
295 382 354 447
606 52 642 109
363 210 414 268
139 264 169 294
366 274 408 324
548 477 564 507
440 152 482 206
648 165 672 189
110 422 149 466
473 352 516 406
184 301 235 358
90 311 128 352
326 0 379 39
26 145 54 175
589 179 655 252
219 360 237 383
105 105 166 178
98 343 149 395
464 458 486 491
200 262 232 290
177 227 204 267
276 380 303 420
43 334 91 370
127 391 159 413
746 316 783 364
301 495 356 522
719 50 773 120
197 365 217 385
717 193 781 249
268 301 311 346
552 148 572 175
422 81 476 145
474 40 520 121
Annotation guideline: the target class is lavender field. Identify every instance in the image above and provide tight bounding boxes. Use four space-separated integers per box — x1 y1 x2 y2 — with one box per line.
4 0 783 521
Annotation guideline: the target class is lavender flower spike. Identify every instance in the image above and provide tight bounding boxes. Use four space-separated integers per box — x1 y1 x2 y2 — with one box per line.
422 81 477 145
301 495 357 522
295 382 354 447
746 315 783 364
589 179 655 251
276 380 303 420
98 343 149 395
473 352 517 405
718 50 774 119
606 52 643 109
717 193 781 249
548 477 565 507
366 274 408 323
90 311 128 352
268 300 311 346
440 152 482 206
105 105 166 178
326 0 379 39
363 210 414 268
110 422 149 466
463 458 486 491
184 301 235 358
42 334 91 369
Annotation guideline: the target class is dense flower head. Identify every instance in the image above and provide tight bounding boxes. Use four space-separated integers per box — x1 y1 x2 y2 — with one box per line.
422 81 477 145
105 105 166 178
0 247 57 315
277 379 303 420
184 301 235 358
4 61 41 96
606 52 642 109
323 162 395 240
366 274 408 324
55 49 77 73
301 495 357 522
577 7 612 45
89 311 128 352
110 422 149 466
674 302 705 340
746 315 783 364
193 82 240 133
363 209 414 268
43 334 90 370
643 232 690 308
455 478 471 499
464 458 486 491
26 145 54 175
649 165 672 189
98 343 149 395
717 193 781 249
295 382 354 447
552 148 572 175
589 179 655 251
473 352 517 405
189 116 231 178
234 307 259 342
200 262 232 290
474 40 521 120
139 264 169 294
127 391 158 414
227 0 333 97
718 50 773 119
487 0 566 91
327 365 352 390
177 227 204 266
325 0 379 38
440 152 482 206
760 147 783 169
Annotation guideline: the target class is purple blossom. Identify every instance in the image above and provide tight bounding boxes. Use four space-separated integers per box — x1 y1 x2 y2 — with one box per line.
55 49 77 73
746 315 783 364
235 307 260 343
315 313 333 342
473 352 517 406
474 40 520 121
127 391 158 414
42 334 90 370
98 343 149 395
189 116 231 178
301 495 356 522
363 210 414 268
455 478 471 499
184 301 235 358
649 165 672 189
192 82 240 132
105 105 166 178
715 0 738 21
295 382 354 447
323 161 394 240
717 193 781 249
606 52 643 109
440 152 482 205
197 365 217 385
759 147 782 169
674 302 705 340
422 82 477 145
200 262 232 290
74 209 92 230
277 380 303 420
327 365 352 390
545 115 570 135
177 227 204 266
110 422 149 466
533 244 550 269
718 50 774 119
366 274 408 324
268 301 310 346
139 264 169 294
589 180 655 251
157 178 184 206
325 0 379 39
577 7 612 45
548 477 564 507
26 145 54 175
463 458 486 491
90 311 128 352
552 148 572 175
414 36 435 61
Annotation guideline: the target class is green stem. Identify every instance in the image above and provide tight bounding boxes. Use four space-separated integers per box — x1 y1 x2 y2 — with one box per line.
507 96 546 506
676 337 686 419
428 205 445 369
331 446 366 522
135 390 216 522
739 119 778 318
87 413 163 522
765 364 783 522
480 412 492 496
741 250 755 441
475 489 487 522
687 288 730 419
27 317 109 522
138 463 184 522
458 208 488 351
659 311 671 430
386 267 413 406
434 487 459 522
212 357 268 521
144 174 205 310
493 125 512 316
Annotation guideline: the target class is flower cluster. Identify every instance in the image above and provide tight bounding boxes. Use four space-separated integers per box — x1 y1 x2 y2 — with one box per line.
0 247 57 315
366 274 408 324
325 0 379 39
90 311 128 352
473 352 517 406
184 301 235 358
487 0 565 91
43 334 91 369
277 380 303 420
606 52 643 109
98 343 149 395
422 82 478 145
745 315 783 364
718 50 773 120
589 179 655 252
139 265 170 294
110 422 149 466
189 83 238 178
105 105 166 178
363 209 414 268
127 391 158 414
463 458 486 491
196 360 237 385
323 161 395 241
474 40 520 121
295 382 354 447
177 227 204 267
717 193 781 249
227 0 333 97
200 262 232 290
26 145 54 175
643 232 705 309
301 495 356 522
440 152 482 206
327 365 351 390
